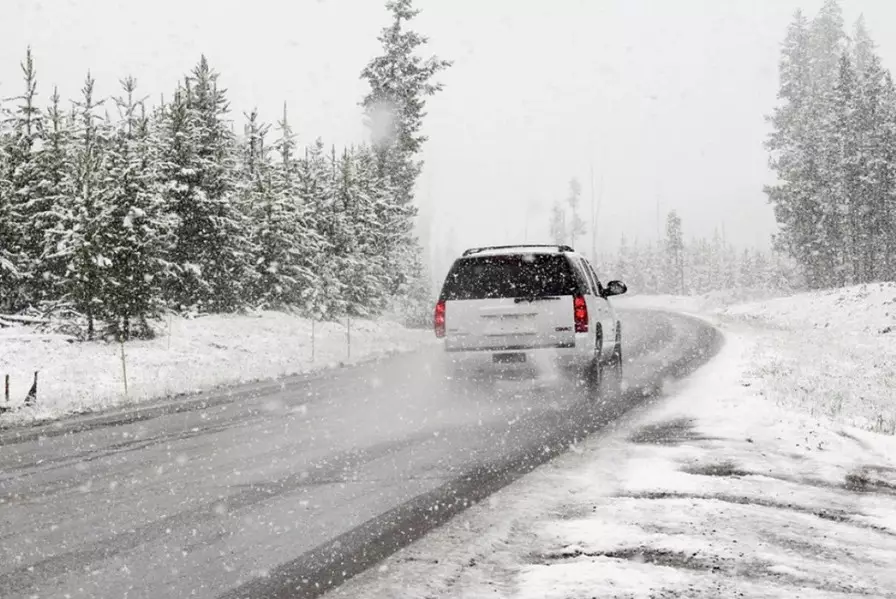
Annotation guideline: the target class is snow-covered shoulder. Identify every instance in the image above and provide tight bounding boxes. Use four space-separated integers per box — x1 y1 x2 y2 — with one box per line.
619 283 896 433
717 282 896 434
0 312 434 426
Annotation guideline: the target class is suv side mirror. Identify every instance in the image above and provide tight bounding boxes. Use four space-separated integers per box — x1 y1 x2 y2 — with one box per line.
603 280 627 297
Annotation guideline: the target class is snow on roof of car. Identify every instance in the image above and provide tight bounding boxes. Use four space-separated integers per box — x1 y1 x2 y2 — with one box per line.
460 244 577 258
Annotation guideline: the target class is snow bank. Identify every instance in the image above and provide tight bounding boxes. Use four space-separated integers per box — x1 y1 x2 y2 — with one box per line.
619 283 896 434
0 312 433 426
724 281 896 332
719 282 896 434
327 323 896 599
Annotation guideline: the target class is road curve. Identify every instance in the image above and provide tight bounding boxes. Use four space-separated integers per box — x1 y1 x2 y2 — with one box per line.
0 310 722 599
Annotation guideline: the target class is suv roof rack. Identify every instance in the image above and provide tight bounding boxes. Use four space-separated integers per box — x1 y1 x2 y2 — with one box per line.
461 244 576 257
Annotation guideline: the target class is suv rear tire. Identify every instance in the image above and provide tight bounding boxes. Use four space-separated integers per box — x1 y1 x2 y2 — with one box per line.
604 324 624 398
582 326 603 395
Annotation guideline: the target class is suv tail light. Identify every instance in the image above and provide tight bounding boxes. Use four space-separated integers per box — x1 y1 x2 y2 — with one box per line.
434 300 446 338
573 295 589 333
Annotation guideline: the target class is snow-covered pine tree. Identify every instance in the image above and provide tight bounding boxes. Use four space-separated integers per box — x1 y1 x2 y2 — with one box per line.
765 10 822 287
720 235 739 291
809 0 846 86
360 0 451 206
240 108 280 307
324 145 357 317
739 249 755 289
0 114 19 312
877 72 896 281
245 106 307 310
765 3 854 289
360 0 451 321
51 73 111 339
625 239 645 293
154 87 192 308
853 41 894 282
161 57 254 313
347 144 392 317
803 0 846 287
269 105 323 310
100 77 175 338
828 51 859 284
853 15 875 75
297 138 342 319
752 250 771 290
566 178 586 249
34 87 75 305
690 238 710 294
0 48 46 309
638 241 661 294
664 211 684 294
549 200 567 245
615 234 631 286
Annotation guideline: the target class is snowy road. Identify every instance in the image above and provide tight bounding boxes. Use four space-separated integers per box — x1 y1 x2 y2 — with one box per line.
0 310 721 599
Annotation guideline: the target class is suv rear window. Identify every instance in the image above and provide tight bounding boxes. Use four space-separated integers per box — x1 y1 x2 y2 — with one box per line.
440 254 580 301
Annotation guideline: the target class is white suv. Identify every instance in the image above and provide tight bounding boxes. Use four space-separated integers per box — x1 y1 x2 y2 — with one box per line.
434 244 627 389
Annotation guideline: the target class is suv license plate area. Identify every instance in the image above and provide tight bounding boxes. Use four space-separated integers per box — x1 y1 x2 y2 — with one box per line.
493 352 526 364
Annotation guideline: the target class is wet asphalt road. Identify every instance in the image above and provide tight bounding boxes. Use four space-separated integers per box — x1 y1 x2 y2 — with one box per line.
0 310 721 599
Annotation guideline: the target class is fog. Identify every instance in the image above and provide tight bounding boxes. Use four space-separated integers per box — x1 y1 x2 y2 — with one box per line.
5 0 896 273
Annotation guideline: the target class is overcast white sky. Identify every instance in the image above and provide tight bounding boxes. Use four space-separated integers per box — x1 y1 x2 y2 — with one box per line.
3 0 895 268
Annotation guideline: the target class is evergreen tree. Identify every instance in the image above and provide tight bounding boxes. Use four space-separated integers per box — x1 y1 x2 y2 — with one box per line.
566 177 586 248
765 3 867 289
51 73 111 338
641 241 662 294
249 105 321 310
604 234 799 298
0 141 20 311
100 77 175 338
34 87 75 303
854 45 894 282
161 57 254 313
828 52 859 283
805 1 847 286
1 48 46 308
549 200 566 245
740 249 755 288
360 0 451 321
0 46 437 328
360 0 451 206
852 15 875 75
625 240 645 293
808 0 845 86
878 72 896 280
615 234 631 285
664 211 684 294
688 238 711 293
240 108 277 305
349 144 393 315
721 240 739 290
297 138 342 319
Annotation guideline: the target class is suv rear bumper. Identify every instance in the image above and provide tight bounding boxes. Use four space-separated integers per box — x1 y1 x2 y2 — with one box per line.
441 337 592 377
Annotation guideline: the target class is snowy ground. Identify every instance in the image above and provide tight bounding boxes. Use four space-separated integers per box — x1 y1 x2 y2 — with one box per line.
327 285 896 598
0 312 433 426
621 283 896 434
